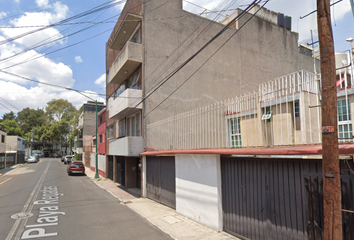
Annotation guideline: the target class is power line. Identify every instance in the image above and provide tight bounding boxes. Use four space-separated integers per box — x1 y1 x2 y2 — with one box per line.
118 0 262 121
0 97 20 111
0 0 125 46
142 0 238 95
145 0 270 117
0 28 113 71
300 0 343 19
0 101 14 112
0 21 117 28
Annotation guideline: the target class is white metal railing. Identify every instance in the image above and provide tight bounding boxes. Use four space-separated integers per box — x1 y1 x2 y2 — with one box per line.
146 70 352 151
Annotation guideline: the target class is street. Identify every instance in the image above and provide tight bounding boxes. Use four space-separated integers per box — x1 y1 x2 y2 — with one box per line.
0 158 171 240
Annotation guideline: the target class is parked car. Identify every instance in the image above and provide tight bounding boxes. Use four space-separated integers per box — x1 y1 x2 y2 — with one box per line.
33 154 40 161
67 161 85 175
27 155 38 163
64 155 73 165
54 154 63 158
61 155 66 162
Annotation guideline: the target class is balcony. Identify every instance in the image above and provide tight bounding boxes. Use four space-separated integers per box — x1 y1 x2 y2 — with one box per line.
108 41 143 86
109 88 142 119
109 136 144 157
111 13 142 50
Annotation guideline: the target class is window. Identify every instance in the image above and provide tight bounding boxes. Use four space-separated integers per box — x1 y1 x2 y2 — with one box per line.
93 139 96 146
262 107 272 120
337 99 352 142
126 112 141 136
294 101 300 118
99 134 102 143
126 68 141 90
99 115 103 124
117 118 126 138
130 27 141 44
107 125 114 139
1 135 4 143
229 118 242 147
115 83 126 98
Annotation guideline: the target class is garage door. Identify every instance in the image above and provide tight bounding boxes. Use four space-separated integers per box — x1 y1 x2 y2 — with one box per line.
146 156 176 209
221 157 354 240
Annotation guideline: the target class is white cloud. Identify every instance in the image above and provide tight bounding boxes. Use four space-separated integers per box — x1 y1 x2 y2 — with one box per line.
0 12 7 20
36 0 49 8
0 2 69 49
94 73 106 88
75 56 83 63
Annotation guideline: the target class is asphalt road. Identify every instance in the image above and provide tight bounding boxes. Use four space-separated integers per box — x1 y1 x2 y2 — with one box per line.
0 158 172 240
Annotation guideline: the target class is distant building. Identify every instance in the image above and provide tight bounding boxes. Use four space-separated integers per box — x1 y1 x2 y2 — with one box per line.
0 125 7 169
6 136 26 165
90 108 107 177
75 101 105 166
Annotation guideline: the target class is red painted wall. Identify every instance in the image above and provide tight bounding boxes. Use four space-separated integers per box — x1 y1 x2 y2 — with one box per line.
98 110 106 155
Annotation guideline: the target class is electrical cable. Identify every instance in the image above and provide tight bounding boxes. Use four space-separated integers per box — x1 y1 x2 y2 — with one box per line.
116 0 261 122
145 0 269 118
0 97 20 111
0 0 125 46
0 101 14 112
110 0 235 113
0 28 112 71
142 0 238 95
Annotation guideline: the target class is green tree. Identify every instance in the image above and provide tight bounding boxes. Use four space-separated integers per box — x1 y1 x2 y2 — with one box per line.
44 99 77 154
1 111 16 121
17 108 46 133
1 120 24 136
45 99 76 122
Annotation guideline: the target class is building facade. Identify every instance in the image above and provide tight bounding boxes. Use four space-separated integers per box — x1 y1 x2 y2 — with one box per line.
0 125 7 169
6 136 26 165
90 108 107 177
76 101 105 166
105 1 354 240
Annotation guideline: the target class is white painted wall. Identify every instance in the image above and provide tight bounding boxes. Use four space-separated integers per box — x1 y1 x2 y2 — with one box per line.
175 154 222 232
90 153 106 175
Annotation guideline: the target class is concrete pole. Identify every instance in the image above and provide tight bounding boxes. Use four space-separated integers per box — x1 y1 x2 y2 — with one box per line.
317 0 342 239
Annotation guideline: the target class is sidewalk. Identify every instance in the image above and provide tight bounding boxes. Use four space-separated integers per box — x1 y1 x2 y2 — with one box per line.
85 167 239 240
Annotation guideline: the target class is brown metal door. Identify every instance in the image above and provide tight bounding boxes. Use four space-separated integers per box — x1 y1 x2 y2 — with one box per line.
146 156 176 209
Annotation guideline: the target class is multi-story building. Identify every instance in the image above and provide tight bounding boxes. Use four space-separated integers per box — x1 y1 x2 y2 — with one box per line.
90 108 107 177
104 1 353 239
76 101 105 166
6 136 26 164
0 125 7 169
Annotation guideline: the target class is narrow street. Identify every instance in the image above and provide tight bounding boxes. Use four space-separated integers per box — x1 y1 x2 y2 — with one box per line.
0 158 171 240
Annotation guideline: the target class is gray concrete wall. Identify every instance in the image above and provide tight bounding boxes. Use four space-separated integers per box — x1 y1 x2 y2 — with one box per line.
0 130 6 153
142 0 318 149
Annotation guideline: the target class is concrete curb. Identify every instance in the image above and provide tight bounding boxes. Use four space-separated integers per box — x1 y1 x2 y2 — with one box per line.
84 167 239 240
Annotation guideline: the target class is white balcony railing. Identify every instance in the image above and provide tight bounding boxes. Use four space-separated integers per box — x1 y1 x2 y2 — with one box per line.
109 136 144 156
109 88 142 119
146 71 345 151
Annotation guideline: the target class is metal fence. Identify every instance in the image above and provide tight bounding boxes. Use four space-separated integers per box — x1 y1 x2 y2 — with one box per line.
146 70 351 151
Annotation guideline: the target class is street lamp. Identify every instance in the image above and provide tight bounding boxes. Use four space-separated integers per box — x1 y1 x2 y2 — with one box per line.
346 37 354 86
75 91 99 179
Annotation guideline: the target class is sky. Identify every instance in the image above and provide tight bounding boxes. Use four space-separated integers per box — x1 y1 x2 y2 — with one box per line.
0 0 353 118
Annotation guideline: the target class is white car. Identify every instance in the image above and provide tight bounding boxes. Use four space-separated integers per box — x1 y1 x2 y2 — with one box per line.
27 156 37 163
64 155 73 165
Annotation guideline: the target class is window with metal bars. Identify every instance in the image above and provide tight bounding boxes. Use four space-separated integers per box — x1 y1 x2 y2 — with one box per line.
229 118 242 148
337 99 353 142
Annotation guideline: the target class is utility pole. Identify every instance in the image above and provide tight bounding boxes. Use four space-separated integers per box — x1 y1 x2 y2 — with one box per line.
317 0 342 239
